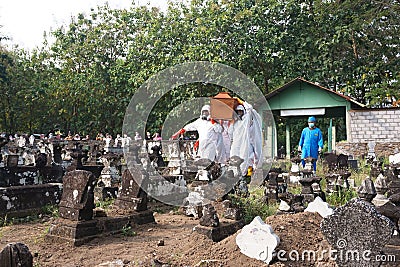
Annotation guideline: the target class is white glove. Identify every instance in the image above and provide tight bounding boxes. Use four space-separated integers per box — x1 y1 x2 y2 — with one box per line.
298 145 302 152
318 147 322 153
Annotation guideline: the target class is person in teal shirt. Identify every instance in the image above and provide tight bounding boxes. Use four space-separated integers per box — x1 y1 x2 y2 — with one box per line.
298 116 323 171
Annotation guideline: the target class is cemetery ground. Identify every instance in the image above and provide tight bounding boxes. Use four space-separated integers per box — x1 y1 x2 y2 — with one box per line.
1 159 400 266
0 199 335 267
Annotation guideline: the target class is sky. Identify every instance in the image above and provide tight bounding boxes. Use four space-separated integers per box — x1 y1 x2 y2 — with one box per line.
0 0 171 50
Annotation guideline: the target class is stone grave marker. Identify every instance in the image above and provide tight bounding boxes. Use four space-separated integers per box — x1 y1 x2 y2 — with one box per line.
324 152 338 171
321 198 395 267
0 243 33 267
278 200 291 212
304 196 333 218
199 203 219 227
47 167 154 246
357 176 377 202
372 174 389 207
264 168 287 203
112 167 148 213
222 199 242 221
98 153 120 188
181 191 204 218
337 153 349 169
385 163 400 196
58 170 97 221
299 176 322 205
236 216 280 265
370 160 383 179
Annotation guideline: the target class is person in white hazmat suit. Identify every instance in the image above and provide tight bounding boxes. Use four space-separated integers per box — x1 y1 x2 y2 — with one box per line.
228 102 263 176
171 105 227 163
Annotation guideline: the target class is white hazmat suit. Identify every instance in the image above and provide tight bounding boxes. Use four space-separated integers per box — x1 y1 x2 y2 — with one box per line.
228 102 263 176
172 105 226 163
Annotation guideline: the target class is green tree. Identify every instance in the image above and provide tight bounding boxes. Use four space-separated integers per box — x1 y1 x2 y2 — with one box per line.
1 0 399 135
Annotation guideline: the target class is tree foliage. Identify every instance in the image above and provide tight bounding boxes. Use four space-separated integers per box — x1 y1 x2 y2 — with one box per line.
0 0 398 134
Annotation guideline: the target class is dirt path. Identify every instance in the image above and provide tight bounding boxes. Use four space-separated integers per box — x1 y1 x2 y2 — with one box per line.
1 204 399 266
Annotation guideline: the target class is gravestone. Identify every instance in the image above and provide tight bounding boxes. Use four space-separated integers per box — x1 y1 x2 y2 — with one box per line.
163 141 182 175
66 149 85 172
370 160 383 179
236 216 280 265
0 243 33 267
148 143 165 168
52 141 63 164
337 154 349 169
199 204 219 227
4 154 18 167
384 163 400 196
375 202 400 233
47 168 154 246
193 200 244 242
389 153 400 164
112 167 148 213
325 173 339 194
58 170 97 221
227 156 243 179
372 174 389 207
324 152 338 171
367 141 376 159
299 176 322 205
278 200 291 212
324 153 352 194
181 191 204 218
321 198 395 267
337 170 351 189
389 193 400 206
222 199 242 221
372 174 400 231
277 192 309 214
289 154 301 183
265 168 286 203
357 176 377 202
276 192 294 214
304 196 333 218
98 153 120 187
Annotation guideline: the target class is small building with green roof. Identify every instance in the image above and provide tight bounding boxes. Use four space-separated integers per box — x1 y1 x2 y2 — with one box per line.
258 77 365 158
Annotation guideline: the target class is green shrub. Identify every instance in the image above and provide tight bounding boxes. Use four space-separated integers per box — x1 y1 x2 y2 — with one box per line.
229 186 278 224
121 224 137 237
326 188 358 207
95 198 115 210
0 215 13 227
288 185 302 195
41 204 59 218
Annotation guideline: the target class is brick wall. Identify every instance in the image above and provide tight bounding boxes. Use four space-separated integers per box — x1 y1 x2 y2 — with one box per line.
335 142 400 159
348 108 400 143
335 142 368 158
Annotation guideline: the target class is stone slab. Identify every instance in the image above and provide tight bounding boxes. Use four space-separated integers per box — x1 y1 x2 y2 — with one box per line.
193 220 245 242
321 198 395 267
46 210 155 246
0 183 62 218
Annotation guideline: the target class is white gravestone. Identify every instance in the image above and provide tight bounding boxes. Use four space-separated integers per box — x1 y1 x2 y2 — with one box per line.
236 216 280 265
304 196 334 218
